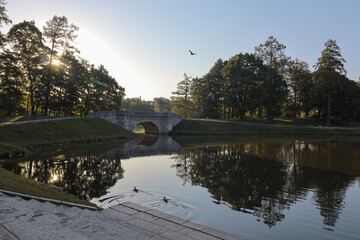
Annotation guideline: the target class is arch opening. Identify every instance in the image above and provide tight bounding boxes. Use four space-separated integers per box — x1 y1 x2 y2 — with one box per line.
139 121 159 134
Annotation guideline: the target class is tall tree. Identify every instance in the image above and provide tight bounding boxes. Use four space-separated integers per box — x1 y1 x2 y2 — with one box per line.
0 0 11 26
313 39 346 126
42 16 79 115
190 77 207 118
7 21 47 115
171 73 194 118
221 53 263 119
0 52 24 115
258 66 288 119
255 36 290 74
203 59 225 118
0 0 11 48
287 59 314 117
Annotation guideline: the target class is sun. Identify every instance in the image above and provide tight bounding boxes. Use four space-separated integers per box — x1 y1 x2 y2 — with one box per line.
52 59 61 66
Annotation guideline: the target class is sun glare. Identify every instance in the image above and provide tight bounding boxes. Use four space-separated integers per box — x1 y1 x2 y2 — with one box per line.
52 59 60 66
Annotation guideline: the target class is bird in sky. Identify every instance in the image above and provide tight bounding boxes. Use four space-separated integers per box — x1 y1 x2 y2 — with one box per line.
189 50 196 55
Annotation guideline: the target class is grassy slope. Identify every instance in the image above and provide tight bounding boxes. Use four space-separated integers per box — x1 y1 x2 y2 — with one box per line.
170 119 360 135
0 118 137 157
0 118 137 205
0 168 96 207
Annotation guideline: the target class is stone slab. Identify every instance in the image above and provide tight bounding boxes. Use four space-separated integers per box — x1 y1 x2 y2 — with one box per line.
147 209 188 224
121 201 152 212
0 224 18 240
110 204 140 215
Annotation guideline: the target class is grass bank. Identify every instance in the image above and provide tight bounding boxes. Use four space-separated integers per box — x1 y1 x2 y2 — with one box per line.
0 117 137 207
0 168 97 208
0 117 137 157
170 119 360 136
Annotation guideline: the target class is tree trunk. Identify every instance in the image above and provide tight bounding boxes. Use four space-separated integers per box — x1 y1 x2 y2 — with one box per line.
326 93 331 127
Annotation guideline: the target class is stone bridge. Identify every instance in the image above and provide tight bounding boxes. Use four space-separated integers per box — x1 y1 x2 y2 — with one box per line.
88 111 182 134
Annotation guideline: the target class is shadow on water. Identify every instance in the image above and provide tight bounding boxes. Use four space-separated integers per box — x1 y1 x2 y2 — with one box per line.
2 135 360 231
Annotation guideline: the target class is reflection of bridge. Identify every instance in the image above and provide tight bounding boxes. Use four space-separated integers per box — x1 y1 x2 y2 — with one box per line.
88 111 182 134
99 135 182 160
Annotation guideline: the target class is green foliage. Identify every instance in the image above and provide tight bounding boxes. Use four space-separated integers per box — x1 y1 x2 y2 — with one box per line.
255 36 290 74
313 39 355 126
171 36 360 123
0 0 11 27
121 97 154 112
221 53 264 119
153 97 172 112
0 14 125 117
171 73 194 118
0 53 25 115
286 59 314 117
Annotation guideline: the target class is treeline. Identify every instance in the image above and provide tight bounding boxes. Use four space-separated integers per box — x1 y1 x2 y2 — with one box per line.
0 2 124 116
171 36 360 126
121 97 172 113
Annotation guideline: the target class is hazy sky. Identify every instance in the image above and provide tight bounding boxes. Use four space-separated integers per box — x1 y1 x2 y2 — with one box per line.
2 0 360 100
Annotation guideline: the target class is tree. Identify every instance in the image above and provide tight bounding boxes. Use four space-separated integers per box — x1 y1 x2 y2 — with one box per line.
202 59 225 118
42 16 79 115
287 59 314 117
0 0 11 48
121 98 154 112
7 21 47 115
171 73 194 118
190 77 207 118
255 36 290 74
221 53 263 119
43 15 79 58
0 0 11 26
258 66 288 119
85 65 124 113
153 97 171 112
0 52 24 115
313 39 346 126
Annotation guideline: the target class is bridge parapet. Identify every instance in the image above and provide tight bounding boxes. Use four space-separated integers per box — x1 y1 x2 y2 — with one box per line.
88 111 182 134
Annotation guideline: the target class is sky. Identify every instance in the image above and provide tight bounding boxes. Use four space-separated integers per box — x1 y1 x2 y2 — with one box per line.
2 0 360 100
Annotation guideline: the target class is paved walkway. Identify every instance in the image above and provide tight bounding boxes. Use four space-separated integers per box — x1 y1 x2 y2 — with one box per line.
0 117 78 126
0 192 243 240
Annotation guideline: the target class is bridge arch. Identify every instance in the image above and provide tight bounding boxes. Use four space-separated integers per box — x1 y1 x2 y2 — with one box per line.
139 121 159 134
87 111 182 135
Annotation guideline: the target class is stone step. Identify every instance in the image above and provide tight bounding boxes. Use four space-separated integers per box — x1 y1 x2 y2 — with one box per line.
104 201 244 240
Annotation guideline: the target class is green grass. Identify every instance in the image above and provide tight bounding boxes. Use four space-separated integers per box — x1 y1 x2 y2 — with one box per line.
0 117 138 207
0 118 137 157
170 118 360 136
0 168 97 207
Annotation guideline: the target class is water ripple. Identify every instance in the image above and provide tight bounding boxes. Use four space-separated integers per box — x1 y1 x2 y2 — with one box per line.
99 189 192 219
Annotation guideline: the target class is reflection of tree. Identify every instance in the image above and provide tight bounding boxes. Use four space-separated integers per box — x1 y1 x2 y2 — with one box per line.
8 155 124 200
172 141 356 228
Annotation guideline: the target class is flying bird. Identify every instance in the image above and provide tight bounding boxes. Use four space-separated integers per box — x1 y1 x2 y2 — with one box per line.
133 187 138 193
189 50 196 55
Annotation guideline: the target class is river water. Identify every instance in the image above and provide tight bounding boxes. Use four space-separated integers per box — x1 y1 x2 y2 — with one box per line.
2 135 360 240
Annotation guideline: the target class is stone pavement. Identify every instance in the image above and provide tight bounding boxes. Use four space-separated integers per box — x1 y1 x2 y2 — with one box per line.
0 192 243 240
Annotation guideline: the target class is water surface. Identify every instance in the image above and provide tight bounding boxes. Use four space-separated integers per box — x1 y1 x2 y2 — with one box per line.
2 135 360 240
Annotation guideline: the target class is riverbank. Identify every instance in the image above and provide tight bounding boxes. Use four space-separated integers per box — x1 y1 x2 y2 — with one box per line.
0 117 138 207
0 118 137 158
170 118 360 136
